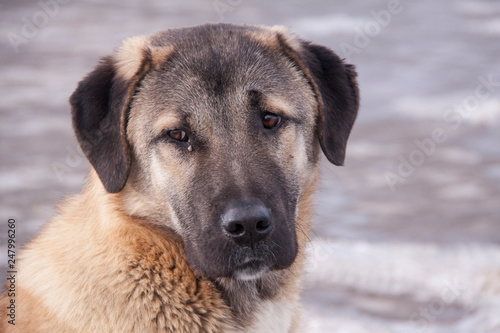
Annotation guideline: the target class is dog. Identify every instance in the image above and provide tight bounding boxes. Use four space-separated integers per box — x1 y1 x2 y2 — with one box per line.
1 23 359 332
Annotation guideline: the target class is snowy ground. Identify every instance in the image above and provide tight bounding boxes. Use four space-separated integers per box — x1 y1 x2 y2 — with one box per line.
1 0 499 332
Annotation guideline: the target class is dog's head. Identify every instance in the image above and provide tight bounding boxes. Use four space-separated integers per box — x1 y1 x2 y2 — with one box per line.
70 24 359 280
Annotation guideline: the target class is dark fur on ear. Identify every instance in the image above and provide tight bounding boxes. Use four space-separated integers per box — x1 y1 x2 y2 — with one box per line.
277 35 360 166
70 52 151 193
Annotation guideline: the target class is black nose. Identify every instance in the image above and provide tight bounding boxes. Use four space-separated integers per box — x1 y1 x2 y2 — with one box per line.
221 200 274 246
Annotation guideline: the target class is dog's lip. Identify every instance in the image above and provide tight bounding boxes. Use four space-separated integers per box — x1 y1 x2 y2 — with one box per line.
233 258 270 280
238 258 266 269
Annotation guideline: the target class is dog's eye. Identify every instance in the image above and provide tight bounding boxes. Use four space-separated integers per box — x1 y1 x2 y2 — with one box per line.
167 129 188 142
262 113 281 129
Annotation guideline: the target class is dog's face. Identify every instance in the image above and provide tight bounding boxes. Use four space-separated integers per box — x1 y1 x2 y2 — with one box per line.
70 24 359 280
125 30 319 280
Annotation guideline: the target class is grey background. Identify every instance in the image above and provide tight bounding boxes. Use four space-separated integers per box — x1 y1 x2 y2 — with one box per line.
1 0 499 331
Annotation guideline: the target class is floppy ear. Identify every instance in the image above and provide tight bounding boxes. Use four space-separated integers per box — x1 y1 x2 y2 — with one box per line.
277 34 360 166
70 38 152 193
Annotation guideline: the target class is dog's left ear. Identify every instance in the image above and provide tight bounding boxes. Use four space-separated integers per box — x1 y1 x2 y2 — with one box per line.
276 33 360 166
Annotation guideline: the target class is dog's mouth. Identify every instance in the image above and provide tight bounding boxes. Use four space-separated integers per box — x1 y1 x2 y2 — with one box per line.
233 258 270 281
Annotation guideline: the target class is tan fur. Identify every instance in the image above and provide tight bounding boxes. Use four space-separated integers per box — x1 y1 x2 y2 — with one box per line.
268 25 304 52
114 35 150 81
250 25 304 53
261 95 296 117
114 35 174 81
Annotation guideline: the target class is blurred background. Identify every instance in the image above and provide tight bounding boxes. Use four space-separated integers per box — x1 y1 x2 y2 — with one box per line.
1 0 499 331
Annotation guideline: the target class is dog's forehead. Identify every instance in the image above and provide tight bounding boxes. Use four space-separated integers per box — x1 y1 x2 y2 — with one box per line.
147 27 311 116
150 25 297 92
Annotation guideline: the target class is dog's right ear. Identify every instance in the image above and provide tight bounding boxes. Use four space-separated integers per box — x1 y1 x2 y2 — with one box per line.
70 37 152 193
